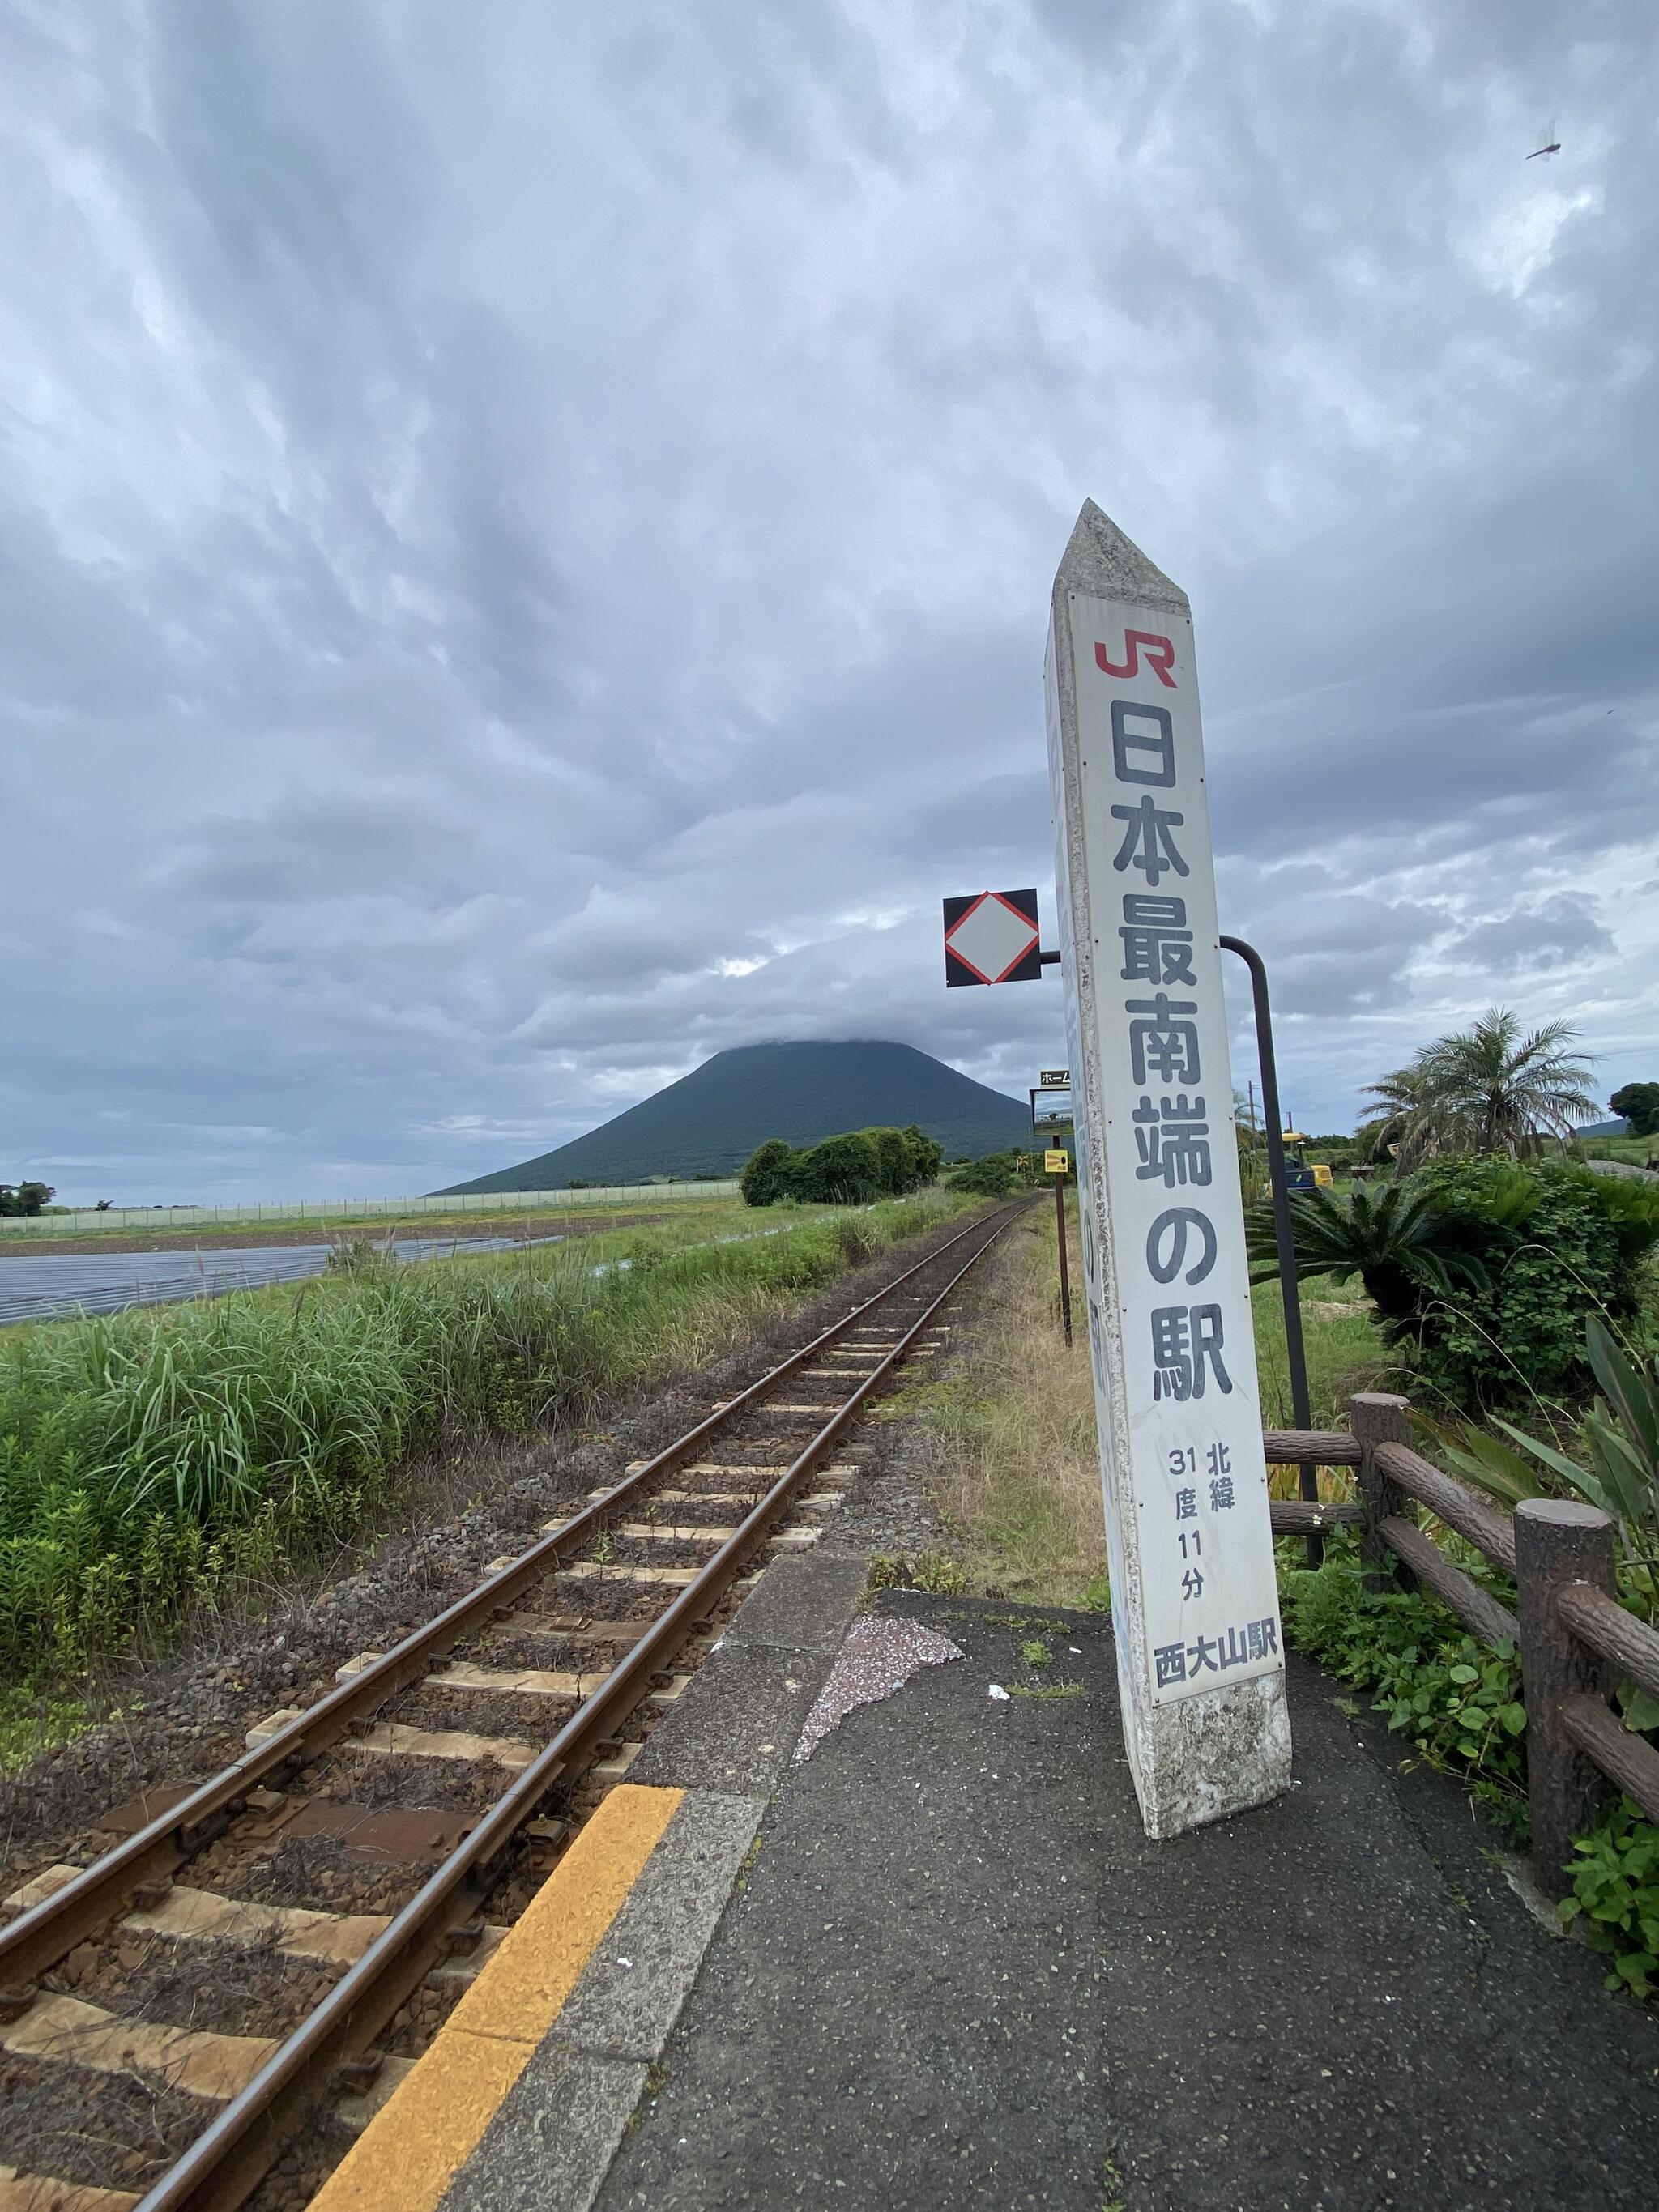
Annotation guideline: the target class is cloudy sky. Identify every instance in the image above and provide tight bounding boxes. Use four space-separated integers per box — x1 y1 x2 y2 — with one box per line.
4 1 1656 1204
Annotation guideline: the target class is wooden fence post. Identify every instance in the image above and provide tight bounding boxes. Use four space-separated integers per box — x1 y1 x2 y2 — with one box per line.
1349 1392 1414 1594
1514 1498 1618 1900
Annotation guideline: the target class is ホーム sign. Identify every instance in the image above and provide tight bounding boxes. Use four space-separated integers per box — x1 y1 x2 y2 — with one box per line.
1043 500 1290 1839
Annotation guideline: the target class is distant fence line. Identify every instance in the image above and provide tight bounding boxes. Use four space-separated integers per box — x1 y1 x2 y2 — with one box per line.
0 1182 740 1238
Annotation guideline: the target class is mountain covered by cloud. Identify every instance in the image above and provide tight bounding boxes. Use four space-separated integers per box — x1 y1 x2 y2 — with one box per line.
4 2 1656 1204
437 1038 1033 1190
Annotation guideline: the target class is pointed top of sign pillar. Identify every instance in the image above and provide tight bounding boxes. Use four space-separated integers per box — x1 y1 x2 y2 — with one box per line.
1052 500 1188 616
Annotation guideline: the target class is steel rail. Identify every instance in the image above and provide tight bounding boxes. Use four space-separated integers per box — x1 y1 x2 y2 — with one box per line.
130 1200 1021 2212
0 1201 1014 1994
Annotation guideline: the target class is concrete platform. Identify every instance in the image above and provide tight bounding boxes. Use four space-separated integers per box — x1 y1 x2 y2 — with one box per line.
329 1554 1659 2212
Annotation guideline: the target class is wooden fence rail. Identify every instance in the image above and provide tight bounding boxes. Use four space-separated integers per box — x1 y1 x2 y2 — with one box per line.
1264 1391 1659 1899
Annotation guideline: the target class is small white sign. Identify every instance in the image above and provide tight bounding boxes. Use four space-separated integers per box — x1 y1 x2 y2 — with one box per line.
1043 501 1289 1838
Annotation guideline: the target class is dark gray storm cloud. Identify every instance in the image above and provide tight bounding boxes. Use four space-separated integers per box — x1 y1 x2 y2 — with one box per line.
3 1 1656 1200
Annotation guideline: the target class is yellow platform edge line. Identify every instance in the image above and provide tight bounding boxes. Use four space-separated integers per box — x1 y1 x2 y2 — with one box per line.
305 1782 684 2212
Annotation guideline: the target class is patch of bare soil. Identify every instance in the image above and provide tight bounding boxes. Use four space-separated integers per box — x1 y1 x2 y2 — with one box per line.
546 1571 682 1619
607 1532 727 1568
473 1630 639 1674
44 1928 339 2039
0 2050 215 2192
191 1831 427 1917
296 1750 511 1814
245 2109 357 2212
381 1967 467 2057
388 1685 574 1743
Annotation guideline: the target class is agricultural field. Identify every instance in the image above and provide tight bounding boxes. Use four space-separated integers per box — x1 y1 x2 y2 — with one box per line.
0 1187 739 1251
0 1191 971 1753
1576 1134 1659 1169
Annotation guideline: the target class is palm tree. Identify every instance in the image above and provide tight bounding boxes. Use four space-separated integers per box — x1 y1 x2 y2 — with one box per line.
1355 1063 1435 1169
1360 1008 1598 1167
1418 1008 1598 1157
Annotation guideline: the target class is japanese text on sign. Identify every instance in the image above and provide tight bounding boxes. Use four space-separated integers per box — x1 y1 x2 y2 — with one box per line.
1062 602 1284 1711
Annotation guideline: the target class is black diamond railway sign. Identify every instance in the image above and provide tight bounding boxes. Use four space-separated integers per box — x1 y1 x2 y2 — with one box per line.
942 889 1042 986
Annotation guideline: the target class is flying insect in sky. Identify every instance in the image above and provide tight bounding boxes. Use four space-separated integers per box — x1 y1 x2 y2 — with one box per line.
1528 121 1561 160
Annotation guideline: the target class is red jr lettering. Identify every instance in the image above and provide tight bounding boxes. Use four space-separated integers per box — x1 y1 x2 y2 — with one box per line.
1095 630 1177 688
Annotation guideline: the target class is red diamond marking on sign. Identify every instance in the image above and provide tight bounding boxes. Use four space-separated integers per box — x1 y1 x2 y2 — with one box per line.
945 893 1040 984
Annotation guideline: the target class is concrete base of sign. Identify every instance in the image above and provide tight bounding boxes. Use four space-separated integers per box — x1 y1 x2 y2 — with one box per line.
1122 1669 1293 1840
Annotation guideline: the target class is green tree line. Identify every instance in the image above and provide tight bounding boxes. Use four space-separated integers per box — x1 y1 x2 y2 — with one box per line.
0 1183 54 1217
740 1124 944 1206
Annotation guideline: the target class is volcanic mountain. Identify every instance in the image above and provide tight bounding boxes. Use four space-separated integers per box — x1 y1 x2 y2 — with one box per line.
436 1040 1030 1193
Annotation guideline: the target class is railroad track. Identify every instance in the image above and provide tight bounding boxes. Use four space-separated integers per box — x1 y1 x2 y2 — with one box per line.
0 1200 1021 2212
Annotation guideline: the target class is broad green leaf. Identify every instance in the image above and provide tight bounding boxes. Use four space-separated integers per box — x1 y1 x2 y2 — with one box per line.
1618 1683 1659 1734
1490 1415 1610 1513
1587 1315 1659 1466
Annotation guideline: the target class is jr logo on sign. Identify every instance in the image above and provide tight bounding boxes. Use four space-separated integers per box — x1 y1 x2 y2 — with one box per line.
1095 630 1177 687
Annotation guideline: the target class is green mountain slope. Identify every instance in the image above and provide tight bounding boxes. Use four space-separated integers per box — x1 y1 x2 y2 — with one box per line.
436 1040 1030 1193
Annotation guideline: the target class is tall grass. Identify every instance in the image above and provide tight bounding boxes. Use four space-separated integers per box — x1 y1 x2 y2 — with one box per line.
0 1194 963 1674
897 1208 1392 1602
897 1204 1111 1605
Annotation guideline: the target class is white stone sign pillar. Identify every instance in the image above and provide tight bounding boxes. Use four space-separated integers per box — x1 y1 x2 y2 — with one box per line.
1043 500 1290 1838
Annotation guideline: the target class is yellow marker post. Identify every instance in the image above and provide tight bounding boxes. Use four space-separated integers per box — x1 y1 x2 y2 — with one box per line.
1045 1152 1072 1343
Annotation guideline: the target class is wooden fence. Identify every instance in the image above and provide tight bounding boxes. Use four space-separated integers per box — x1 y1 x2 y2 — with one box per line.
1266 1392 1659 1899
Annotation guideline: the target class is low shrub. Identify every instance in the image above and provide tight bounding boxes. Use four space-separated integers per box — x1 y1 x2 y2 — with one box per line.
1409 1158 1659 1410
945 1150 1021 1198
325 1234 391 1275
1250 1156 1659 1414
1432 1315 1659 1617
740 1124 945 1206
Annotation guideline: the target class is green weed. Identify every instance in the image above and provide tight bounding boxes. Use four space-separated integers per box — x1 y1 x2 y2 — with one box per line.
0 1193 969 1684
1278 1535 1529 1843
867 1552 970 1596
1560 1796 1659 1997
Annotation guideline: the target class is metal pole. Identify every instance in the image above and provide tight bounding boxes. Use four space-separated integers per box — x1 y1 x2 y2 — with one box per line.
1054 1172 1073 1346
1220 934 1320 1567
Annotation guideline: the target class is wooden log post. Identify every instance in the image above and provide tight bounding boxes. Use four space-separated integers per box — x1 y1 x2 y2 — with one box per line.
1349 1392 1414 1594
1514 1498 1618 1900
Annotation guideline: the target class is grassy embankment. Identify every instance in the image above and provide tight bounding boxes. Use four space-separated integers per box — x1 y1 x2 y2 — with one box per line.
885 1196 1388 1605
0 1191 972 1733
0 1191 736 1253
1576 1135 1659 1169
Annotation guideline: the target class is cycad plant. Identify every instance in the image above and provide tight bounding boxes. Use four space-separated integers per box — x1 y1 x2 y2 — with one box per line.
1244 1180 1488 1345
